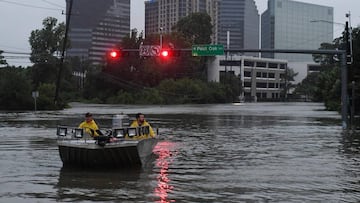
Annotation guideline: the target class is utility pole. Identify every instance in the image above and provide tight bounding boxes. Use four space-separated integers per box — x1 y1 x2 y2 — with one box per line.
54 0 73 105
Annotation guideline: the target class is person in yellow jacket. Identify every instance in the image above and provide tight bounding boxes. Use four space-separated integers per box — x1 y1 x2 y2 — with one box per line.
130 113 155 139
78 112 101 138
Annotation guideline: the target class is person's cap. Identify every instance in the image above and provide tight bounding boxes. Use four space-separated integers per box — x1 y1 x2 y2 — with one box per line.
85 112 92 117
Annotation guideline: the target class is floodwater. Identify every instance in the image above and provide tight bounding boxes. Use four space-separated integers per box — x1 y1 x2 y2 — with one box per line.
1 102 360 202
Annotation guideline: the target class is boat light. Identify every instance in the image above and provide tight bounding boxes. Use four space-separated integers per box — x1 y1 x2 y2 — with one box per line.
74 128 83 138
142 126 150 135
127 127 137 137
114 128 126 138
57 127 67 136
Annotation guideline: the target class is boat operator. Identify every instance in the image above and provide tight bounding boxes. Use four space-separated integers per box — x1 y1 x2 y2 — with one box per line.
79 112 102 137
130 113 155 138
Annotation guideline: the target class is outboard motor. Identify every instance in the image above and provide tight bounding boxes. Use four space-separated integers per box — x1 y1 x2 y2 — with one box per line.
112 114 130 128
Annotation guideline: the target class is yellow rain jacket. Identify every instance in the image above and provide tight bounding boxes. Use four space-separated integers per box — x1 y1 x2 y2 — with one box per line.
130 120 155 139
79 120 100 137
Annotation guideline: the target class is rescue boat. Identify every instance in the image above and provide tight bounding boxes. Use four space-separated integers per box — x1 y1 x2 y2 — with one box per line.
56 115 158 168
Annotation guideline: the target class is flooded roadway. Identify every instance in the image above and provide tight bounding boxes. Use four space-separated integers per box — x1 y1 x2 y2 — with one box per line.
0 102 360 202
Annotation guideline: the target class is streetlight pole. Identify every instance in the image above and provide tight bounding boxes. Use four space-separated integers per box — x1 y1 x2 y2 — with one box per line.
346 12 353 64
310 17 353 129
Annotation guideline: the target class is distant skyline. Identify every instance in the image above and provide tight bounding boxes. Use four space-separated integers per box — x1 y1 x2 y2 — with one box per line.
0 0 359 66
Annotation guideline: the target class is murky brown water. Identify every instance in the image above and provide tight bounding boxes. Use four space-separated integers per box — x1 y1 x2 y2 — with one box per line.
1 102 360 202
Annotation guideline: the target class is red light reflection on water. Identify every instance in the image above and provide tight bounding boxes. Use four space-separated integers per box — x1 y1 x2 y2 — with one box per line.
153 141 178 203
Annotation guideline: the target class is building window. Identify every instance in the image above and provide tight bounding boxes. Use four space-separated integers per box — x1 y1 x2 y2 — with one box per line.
268 83 275 88
280 64 286 69
262 72 267 78
262 93 267 98
256 62 266 68
244 82 251 87
256 82 267 88
244 71 251 77
256 72 262 77
244 60 254 67
268 63 278 69
268 72 275 78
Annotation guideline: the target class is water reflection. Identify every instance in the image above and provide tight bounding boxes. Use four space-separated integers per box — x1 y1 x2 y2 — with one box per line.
56 167 142 202
153 141 178 203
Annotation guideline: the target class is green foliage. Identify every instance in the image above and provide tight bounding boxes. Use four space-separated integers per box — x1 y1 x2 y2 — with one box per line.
107 90 134 104
29 17 65 64
294 72 321 101
36 83 59 110
306 25 360 113
318 67 341 111
27 63 58 88
0 67 33 110
99 78 237 105
136 88 164 104
153 78 236 104
283 68 298 97
295 66 340 110
173 12 213 44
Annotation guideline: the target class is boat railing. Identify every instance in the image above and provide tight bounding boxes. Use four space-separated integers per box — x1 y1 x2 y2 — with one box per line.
56 125 152 141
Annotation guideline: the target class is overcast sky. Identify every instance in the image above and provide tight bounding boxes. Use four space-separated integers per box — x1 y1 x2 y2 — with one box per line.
0 0 359 66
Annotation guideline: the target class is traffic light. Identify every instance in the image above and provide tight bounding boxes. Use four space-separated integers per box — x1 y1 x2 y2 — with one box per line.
160 49 170 58
159 49 181 59
107 49 121 60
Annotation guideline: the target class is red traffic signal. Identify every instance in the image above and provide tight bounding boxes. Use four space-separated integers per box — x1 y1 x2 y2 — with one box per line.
159 49 180 58
161 50 169 57
107 49 121 60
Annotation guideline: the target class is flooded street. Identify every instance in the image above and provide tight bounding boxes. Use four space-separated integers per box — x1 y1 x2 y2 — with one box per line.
1 102 360 202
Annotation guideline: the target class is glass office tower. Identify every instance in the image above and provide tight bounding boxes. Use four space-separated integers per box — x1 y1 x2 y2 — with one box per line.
145 0 259 53
261 0 333 62
66 0 130 65
216 0 259 51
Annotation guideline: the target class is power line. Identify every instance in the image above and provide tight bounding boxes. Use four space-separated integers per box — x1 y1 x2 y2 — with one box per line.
2 51 30 55
41 0 65 9
0 44 30 52
0 0 63 11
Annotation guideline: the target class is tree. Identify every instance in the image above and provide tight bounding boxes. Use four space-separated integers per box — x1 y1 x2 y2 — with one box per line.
283 68 298 99
0 67 33 110
28 17 66 88
308 26 360 112
173 12 213 45
294 72 321 101
29 17 65 64
173 12 213 80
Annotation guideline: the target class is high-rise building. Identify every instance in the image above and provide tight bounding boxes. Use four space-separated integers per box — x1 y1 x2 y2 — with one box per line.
145 0 260 52
215 0 259 51
261 0 333 62
145 0 207 37
65 0 130 65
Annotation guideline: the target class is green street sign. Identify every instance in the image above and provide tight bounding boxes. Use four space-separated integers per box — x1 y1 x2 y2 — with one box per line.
192 44 224 56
